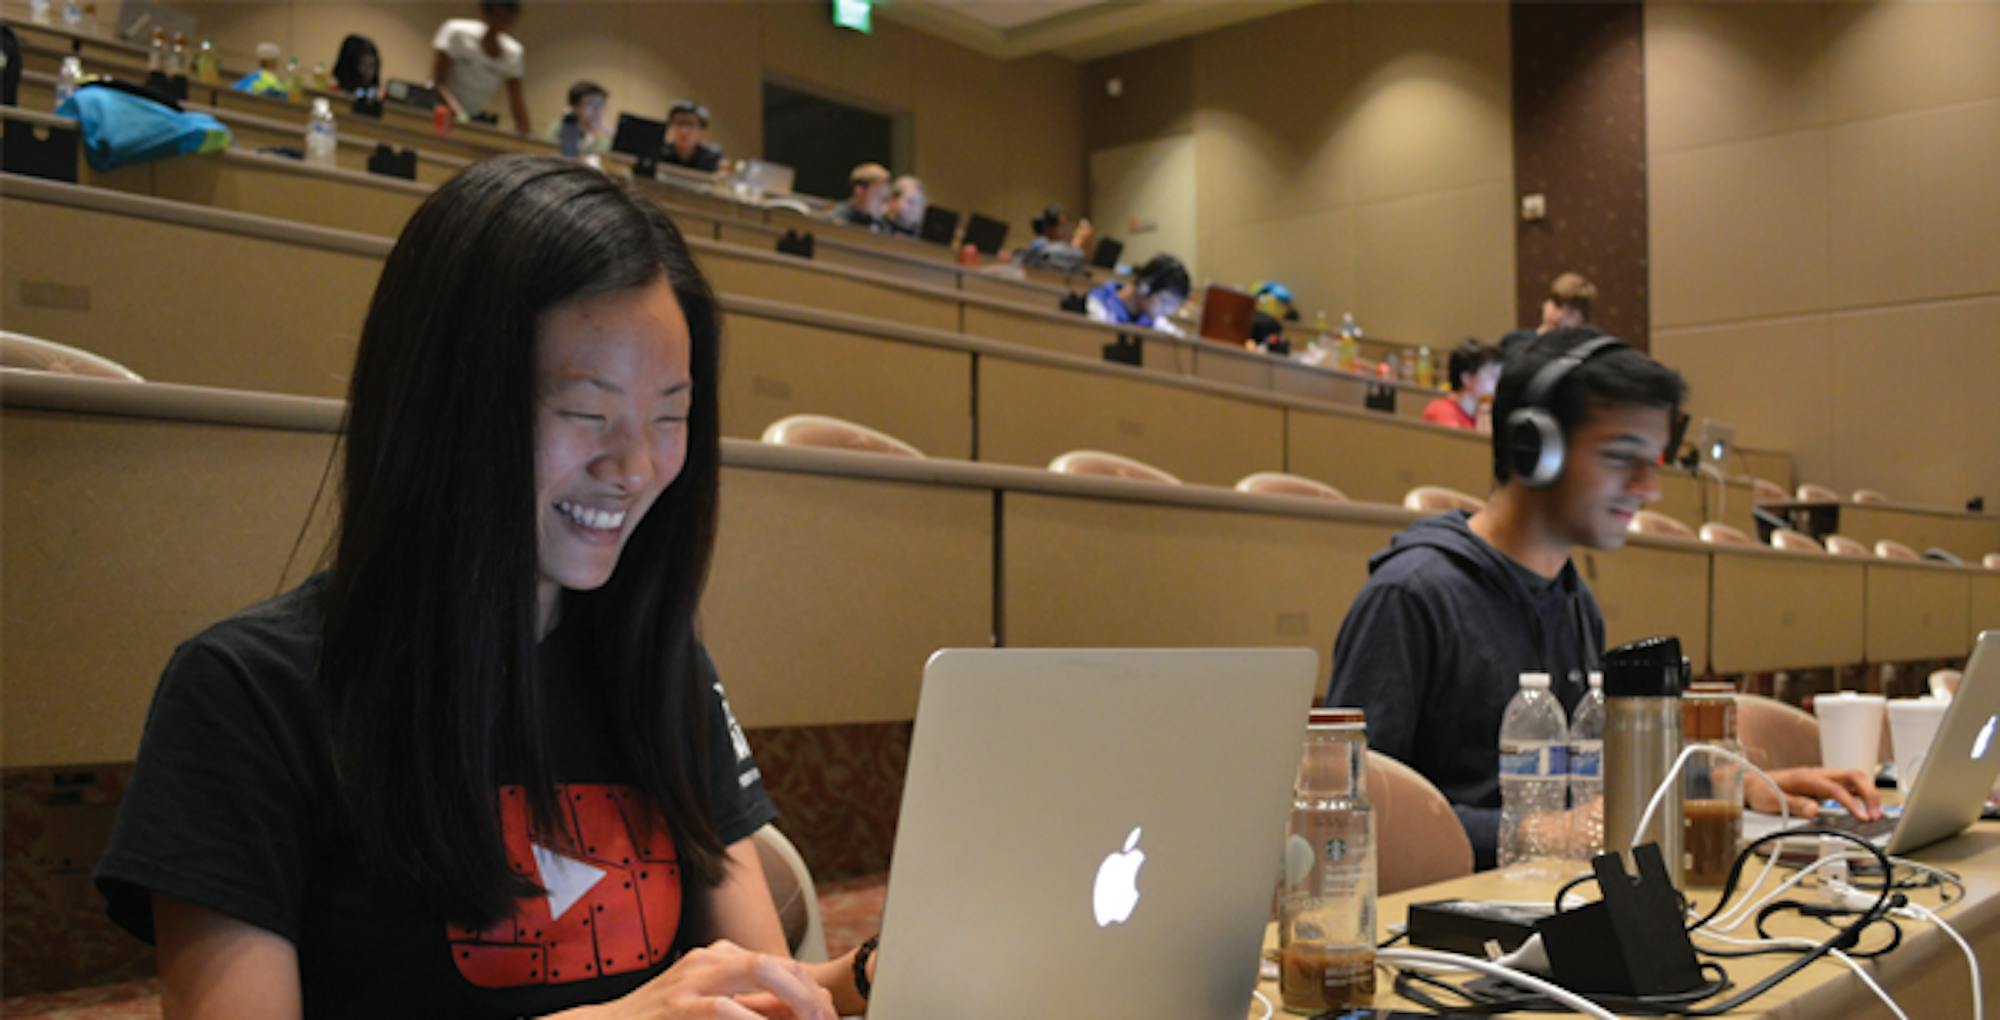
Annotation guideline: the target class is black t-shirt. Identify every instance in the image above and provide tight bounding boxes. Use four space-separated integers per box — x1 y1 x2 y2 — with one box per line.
658 141 722 173
95 576 777 1017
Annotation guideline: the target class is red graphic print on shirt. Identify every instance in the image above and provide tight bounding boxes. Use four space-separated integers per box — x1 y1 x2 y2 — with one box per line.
447 784 682 988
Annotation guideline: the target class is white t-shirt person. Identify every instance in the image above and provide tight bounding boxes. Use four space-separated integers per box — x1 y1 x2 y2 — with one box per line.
432 17 524 123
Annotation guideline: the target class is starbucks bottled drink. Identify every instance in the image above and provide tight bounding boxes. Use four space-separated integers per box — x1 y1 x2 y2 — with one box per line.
1279 707 1376 1014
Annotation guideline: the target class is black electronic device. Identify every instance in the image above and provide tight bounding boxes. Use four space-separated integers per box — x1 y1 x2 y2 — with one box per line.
143 71 188 102
612 113 668 179
2 112 80 183
1406 898 1551 957
1534 844 1703 997
367 143 416 181
918 204 959 246
1101 334 1142 366
384 79 439 111
961 212 1008 256
1089 236 1123 270
776 229 815 259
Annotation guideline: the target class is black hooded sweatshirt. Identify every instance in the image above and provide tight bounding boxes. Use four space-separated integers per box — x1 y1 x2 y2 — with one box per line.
1324 510 1603 868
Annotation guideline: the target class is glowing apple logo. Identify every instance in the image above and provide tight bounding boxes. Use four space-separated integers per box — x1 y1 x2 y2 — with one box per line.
1092 827 1146 927
1972 715 1998 761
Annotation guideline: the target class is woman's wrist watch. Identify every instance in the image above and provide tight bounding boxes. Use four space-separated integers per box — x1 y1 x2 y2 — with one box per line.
852 934 880 1001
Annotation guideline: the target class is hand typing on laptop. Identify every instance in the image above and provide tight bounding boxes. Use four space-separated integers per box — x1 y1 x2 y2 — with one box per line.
1745 767 1883 821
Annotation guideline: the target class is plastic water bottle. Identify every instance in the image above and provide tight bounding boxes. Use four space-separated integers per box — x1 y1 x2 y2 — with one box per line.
1498 671 1569 875
194 38 220 84
61 0 81 29
55 56 83 109
305 97 339 167
1568 672 1606 860
30 0 52 25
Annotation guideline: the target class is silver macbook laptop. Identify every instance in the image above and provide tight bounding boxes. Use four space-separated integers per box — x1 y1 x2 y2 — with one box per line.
1748 629 2000 855
867 648 1318 1019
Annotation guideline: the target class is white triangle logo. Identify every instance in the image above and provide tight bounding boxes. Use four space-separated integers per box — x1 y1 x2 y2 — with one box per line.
532 843 606 920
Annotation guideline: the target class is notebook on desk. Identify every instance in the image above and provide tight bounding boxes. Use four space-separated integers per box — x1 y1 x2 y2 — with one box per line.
1746 630 2000 856
866 648 1318 1019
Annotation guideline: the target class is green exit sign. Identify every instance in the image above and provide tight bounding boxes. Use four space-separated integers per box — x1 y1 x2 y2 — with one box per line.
832 0 872 34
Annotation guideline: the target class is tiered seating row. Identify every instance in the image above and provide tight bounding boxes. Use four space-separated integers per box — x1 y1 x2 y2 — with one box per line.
0 171 1505 502
4 371 1994 771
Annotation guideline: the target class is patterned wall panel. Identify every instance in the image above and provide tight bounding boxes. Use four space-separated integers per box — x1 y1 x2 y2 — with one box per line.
2 765 152 997
1510 1 1651 348
743 723 911 885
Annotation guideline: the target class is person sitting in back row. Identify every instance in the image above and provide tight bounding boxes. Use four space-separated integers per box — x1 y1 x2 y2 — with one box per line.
330 34 381 98
1084 254 1189 335
829 163 890 230
882 175 926 237
1016 205 1094 274
1500 271 1596 358
546 80 609 159
431 0 530 136
658 100 723 173
1423 339 1501 432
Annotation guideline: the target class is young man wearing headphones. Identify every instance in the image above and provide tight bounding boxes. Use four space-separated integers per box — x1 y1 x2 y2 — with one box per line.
1084 254 1190 335
1325 329 1878 868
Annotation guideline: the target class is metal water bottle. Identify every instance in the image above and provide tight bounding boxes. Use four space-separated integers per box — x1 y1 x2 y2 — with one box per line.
1601 636 1687 887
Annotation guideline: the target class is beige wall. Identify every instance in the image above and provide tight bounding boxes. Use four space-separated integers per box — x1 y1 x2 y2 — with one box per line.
1648 2 2000 509
161 1 1082 229
1082 3 1515 348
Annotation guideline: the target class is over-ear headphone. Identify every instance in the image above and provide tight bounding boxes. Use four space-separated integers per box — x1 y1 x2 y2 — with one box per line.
1504 335 1627 488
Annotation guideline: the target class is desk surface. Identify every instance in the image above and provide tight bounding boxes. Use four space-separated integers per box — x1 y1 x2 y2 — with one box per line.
1250 821 2000 1018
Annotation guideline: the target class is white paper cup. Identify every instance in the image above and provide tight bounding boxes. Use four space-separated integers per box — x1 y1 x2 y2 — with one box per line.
1887 697 1950 794
1814 692 1887 775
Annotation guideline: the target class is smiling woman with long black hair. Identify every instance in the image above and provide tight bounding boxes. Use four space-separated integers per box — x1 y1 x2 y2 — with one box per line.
95 156 866 1018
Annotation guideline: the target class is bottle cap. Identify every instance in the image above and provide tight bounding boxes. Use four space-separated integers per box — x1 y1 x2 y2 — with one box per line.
1602 635 1686 698
1518 672 1551 690
1588 671 1603 689
1309 706 1365 729
1683 690 1735 741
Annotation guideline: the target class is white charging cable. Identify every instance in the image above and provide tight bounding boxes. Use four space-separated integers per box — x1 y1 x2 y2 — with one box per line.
1627 742 1793 931
1901 901 1980 1020
1701 852 1849 934
1248 988 1274 1019
1691 929 1909 1020
1377 947 1618 1020
1820 878 1982 1020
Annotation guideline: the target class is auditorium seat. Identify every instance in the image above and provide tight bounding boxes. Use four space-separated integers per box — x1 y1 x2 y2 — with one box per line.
0 332 142 381
750 824 829 963
1401 486 1484 513
1047 449 1181 484
1751 477 1789 504
1823 534 1874 558
1699 521 1756 546
1769 528 1826 554
759 414 924 458
1851 488 1890 504
1234 471 1347 501
1735 693 1821 771
1986 553 2000 571
1366 751 1473 895
1874 539 1920 561
1796 482 1841 502
1930 669 1963 699
1627 509 1695 540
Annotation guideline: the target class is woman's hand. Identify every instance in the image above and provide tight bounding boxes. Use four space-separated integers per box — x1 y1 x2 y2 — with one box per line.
552 940 835 1020
1752 766 1883 820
